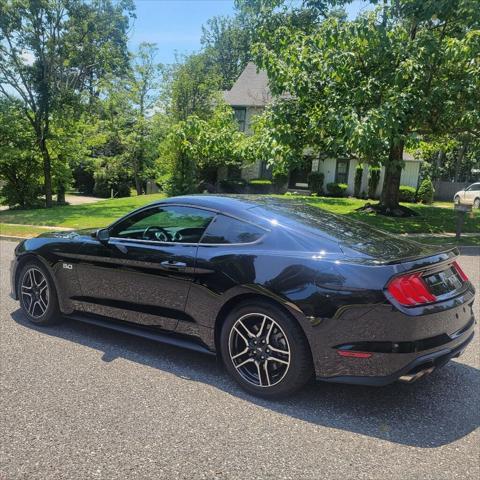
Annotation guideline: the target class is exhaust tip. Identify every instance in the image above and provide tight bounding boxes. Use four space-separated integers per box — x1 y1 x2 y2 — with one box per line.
399 365 435 383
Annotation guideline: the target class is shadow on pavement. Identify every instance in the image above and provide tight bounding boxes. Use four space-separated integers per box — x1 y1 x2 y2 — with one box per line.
11 309 479 449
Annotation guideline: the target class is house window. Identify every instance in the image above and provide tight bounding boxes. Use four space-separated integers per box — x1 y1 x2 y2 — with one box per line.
233 107 246 132
335 159 349 184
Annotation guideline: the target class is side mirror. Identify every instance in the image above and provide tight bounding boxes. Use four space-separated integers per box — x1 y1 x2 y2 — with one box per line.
93 228 110 243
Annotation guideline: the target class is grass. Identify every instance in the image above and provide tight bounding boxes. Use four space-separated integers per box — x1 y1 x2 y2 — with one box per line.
286 196 480 234
0 193 478 243
0 223 61 238
0 193 166 229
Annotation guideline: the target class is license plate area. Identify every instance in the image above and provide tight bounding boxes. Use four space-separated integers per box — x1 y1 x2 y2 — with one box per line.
423 266 464 297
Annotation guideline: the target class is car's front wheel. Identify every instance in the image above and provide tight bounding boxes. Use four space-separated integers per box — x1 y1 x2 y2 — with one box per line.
220 300 313 397
454 195 461 205
18 260 61 325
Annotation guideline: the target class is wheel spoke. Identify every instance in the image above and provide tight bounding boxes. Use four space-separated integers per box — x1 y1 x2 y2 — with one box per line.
232 347 249 361
263 360 271 386
267 355 289 366
28 270 35 287
237 319 255 339
256 315 267 337
268 345 290 357
38 296 48 313
233 326 249 346
235 357 254 369
28 299 37 315
255 361 264 386
266 321 275 344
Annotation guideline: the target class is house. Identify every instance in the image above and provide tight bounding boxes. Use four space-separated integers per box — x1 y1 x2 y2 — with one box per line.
222 62 423 195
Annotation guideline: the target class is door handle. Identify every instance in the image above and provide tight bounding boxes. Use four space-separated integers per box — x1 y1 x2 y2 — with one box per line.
160 260 187 270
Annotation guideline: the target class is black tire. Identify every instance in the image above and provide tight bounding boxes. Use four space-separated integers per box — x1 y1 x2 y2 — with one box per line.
17 259 61 325
220 300 313 398
474 198 480 209
454 195 460 205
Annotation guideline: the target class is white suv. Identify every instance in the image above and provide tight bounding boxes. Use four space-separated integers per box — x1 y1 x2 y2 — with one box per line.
454 182 480 208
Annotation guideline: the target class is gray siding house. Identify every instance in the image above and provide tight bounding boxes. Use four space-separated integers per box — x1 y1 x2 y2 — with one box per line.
222 62 423 195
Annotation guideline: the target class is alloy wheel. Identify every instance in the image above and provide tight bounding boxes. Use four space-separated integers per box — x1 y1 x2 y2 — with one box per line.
21 267 50 318
228 313 291 387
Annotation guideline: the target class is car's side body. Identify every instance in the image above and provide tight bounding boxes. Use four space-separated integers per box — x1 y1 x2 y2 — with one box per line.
454 182 480 207
11 195 476 386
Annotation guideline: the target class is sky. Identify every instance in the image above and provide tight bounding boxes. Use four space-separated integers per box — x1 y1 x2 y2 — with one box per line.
129 0 371 64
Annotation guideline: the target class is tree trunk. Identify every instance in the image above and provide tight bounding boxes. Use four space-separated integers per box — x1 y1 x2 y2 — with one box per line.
39 138 53 208
57 185 66 205
134 170 143 196
454 145 465 182
379 141 403 210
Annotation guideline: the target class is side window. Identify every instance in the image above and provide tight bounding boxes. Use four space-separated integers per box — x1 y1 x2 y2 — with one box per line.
201 215 265 244
469 183 480 191
111 206 214 243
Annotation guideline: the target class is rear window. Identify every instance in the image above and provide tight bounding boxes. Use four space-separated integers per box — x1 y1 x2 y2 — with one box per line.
201 215 264 244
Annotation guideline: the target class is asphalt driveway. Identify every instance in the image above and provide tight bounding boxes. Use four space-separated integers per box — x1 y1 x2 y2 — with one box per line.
1 240 479 479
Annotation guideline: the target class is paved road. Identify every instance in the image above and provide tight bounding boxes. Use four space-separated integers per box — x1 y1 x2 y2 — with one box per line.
1 240 479 480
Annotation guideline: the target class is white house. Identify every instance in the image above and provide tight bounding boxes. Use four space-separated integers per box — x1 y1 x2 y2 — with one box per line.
222 62 423 195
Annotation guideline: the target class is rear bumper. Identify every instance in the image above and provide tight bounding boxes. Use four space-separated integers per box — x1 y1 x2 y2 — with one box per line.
307 284 476 384
321 329 474 386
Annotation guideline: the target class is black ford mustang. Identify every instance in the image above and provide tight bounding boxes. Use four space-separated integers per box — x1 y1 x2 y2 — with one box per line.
10 195 476 397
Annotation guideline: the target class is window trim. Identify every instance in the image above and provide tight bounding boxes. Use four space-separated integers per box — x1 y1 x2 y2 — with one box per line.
107 202 269 247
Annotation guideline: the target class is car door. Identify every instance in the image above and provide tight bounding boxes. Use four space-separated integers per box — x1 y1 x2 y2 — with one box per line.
74 204 215 331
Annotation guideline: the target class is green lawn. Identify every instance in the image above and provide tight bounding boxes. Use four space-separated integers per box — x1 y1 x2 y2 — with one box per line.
296 196 479 234
0 193 166 229
0 193 478 239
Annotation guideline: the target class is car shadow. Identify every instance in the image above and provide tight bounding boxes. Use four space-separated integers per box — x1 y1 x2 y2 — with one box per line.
11 309 479 449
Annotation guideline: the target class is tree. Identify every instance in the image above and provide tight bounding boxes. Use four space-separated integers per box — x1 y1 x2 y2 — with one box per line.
157 104 244 195
0 0 134 207
167 52 222 122
0 98 42 208
127 43 162 195
240 0 480 211
201 15 252 89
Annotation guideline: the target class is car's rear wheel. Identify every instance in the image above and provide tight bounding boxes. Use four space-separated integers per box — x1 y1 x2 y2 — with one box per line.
18 260 61 325
220 300 313 397
474 198 480 209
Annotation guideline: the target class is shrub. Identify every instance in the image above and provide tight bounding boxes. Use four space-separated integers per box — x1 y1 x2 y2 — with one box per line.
93 167 131 199
248 178 272 194
0 155 43 208
398 185 416 203
368 167 381 198
219 178 247 193
73 162 95 195
272 172 289 194
308 171 325 195
354 166 363 198
326 182 348 197
417 178 435 204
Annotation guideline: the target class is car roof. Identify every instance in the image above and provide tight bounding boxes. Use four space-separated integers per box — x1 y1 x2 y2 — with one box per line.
154 194 261 217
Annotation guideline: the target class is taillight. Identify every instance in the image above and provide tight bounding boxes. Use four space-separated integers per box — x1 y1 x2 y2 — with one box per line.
453 261 468 282
387 272 436 306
